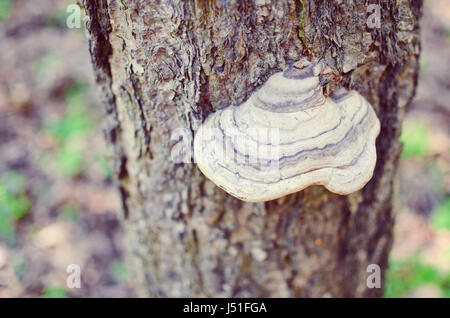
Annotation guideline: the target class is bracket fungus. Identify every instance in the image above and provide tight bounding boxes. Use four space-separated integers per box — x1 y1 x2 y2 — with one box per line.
193 60 380 202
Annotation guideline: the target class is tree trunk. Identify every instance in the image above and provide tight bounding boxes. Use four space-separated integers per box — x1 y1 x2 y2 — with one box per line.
81 0 422 297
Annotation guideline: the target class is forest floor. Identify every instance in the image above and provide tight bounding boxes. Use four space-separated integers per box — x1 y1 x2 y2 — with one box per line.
0 0 448 297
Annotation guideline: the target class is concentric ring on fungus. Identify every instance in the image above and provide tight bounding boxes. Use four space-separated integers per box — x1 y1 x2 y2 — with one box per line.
194 61 380 202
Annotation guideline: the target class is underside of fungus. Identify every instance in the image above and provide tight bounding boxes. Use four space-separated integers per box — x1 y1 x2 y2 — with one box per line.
194 61 380 202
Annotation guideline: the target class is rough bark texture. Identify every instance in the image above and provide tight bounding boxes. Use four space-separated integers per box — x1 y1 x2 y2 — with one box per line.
81 0 422 297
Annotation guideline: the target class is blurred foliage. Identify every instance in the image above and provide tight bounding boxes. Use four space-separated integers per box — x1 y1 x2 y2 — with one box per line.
44 7 70 28
385 257 450 298
419 53 431 75
0 0 12 22
52 4 85 31
110 261 129 283
0 172 30 245
400 119 430 158
44 82 93 177
46 83 92 142
445 28 450 43
56 142 85 177
96 155 113 180
0 0 125 297
58 203 82 223
13 255 27 280
431 198 450 230
41 285 68 298
33 53 64 83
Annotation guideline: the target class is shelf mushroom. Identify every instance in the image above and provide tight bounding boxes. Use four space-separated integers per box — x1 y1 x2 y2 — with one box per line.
194 61 380 202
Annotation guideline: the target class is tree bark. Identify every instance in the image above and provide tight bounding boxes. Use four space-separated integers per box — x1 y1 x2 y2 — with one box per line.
81 0 422 297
